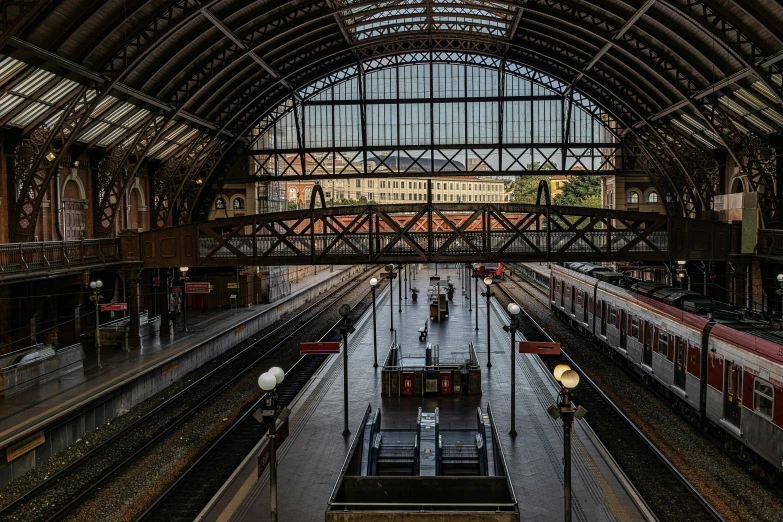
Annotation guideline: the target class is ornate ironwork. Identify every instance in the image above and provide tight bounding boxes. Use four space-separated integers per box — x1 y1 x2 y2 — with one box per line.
153 203 716 267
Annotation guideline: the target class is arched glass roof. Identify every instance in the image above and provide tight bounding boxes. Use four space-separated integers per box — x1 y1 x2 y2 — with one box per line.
0 0 781 226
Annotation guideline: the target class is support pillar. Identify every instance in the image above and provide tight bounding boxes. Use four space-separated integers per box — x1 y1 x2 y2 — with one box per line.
127 270 142 349
158 268 171 338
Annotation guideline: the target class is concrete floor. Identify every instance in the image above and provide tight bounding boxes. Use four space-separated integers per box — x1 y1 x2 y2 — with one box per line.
205 265 650 522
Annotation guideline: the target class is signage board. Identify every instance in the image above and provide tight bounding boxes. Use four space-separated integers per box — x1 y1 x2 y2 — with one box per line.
100 303 128 312
300 342 341 355
185 282 212 294
6 431 45 462
227 282 238 289
239 271 256 276
257 417 290 478
430 276 440 281
519 342 561 355
152 277 161 287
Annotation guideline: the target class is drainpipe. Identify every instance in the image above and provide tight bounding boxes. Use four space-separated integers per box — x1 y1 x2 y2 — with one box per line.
54 168 64 240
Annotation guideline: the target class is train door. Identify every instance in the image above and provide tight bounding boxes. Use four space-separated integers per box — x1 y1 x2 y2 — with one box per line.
619 310 627 349
674 337 686 389
643 321 653 366
570 286 576 314
600 302 607 335
723 362 742 427
583 292 589 322
560 281 565 308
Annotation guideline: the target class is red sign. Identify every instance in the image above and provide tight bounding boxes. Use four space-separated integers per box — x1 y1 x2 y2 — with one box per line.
185 282 212 294
299 342 340 355
257 417 290 478
239 271 256 276
439 371 452 395
430 276 441 281
519 342 561 355
402 372 415 396
153 277 161 287
100 303 128 312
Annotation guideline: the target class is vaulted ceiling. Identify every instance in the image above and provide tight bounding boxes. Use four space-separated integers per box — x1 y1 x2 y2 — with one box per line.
1 0 782 238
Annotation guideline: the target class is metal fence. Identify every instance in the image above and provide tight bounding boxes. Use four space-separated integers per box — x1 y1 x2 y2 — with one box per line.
0 239 120 276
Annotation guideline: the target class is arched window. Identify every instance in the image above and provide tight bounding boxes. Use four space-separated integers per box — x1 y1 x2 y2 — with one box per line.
215 197 226 209
289 187 298 200
646 191 659 203
627 191 640 204
233 197 245 209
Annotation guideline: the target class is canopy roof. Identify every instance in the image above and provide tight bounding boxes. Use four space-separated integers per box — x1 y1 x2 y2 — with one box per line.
1 0 782 224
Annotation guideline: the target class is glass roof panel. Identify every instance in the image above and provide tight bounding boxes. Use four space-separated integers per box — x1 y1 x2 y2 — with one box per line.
0 57 26 87
9 102 51 127
0 93 26 118
338 0 517 41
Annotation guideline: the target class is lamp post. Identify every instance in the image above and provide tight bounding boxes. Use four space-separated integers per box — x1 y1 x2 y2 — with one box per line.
258 366 286 522
89 280 104 368
776 273 783 321
467 264 472 312
388 265 395 331
180 266 190 332
504 302 520 435
483 276 494 367
398 264 402 312
549 364 584 522
473 263 479 331
339 304 354 436
370 278 379 368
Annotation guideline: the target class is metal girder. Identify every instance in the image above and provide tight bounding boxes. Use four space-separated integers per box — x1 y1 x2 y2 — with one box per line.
135 202 731 268
11 85 99 242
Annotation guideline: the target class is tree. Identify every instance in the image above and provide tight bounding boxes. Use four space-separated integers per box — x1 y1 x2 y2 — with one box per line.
553 175 602 208
508 161 558 204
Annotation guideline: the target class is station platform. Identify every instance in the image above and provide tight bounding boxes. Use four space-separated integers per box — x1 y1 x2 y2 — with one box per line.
203 266 652 522
0 266 358 482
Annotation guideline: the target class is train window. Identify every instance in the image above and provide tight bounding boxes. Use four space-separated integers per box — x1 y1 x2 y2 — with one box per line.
609 306 616 325
754 379 773 418
631 318 639 339
658 332 669 357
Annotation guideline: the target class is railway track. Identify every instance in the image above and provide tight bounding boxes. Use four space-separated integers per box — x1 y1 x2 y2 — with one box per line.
0 268 379 522
137 295 371 522
493 278 725 522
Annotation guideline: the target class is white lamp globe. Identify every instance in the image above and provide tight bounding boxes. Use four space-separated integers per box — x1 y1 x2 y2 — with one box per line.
258 372 277 391
96 280 103 288
553 364 571 382
269 366 285 385
560 370 580 390
777 273 783 283
507 302 521 315
89 281 97 289
370 277 378 287
484 276 493 285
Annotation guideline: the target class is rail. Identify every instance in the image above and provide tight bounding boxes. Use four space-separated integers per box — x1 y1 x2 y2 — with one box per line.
0 239 120 279
758 229 783 256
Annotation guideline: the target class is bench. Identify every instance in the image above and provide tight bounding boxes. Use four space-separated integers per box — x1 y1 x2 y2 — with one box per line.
418 322 428 341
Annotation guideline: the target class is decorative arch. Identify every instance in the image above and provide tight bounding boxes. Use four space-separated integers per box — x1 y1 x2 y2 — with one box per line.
61 170 87 201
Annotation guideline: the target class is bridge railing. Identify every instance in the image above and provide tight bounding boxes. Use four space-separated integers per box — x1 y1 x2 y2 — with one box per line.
758 229 783 257
198 229 669 261
0 239 120 277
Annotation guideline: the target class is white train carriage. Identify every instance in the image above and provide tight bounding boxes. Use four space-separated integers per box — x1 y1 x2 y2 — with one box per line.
550 262 783 478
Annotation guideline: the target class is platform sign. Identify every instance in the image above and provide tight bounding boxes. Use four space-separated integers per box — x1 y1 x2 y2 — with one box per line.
100 303 128 312
239 270 256 276
257 417 290 478
519 342 561 355
227 282 238 289
430 276 440 281
300 342 340 355
185 282 212 294
152 277 161 287
379 272 397 279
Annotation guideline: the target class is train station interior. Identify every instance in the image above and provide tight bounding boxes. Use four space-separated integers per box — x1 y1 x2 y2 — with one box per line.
0 1 782 520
